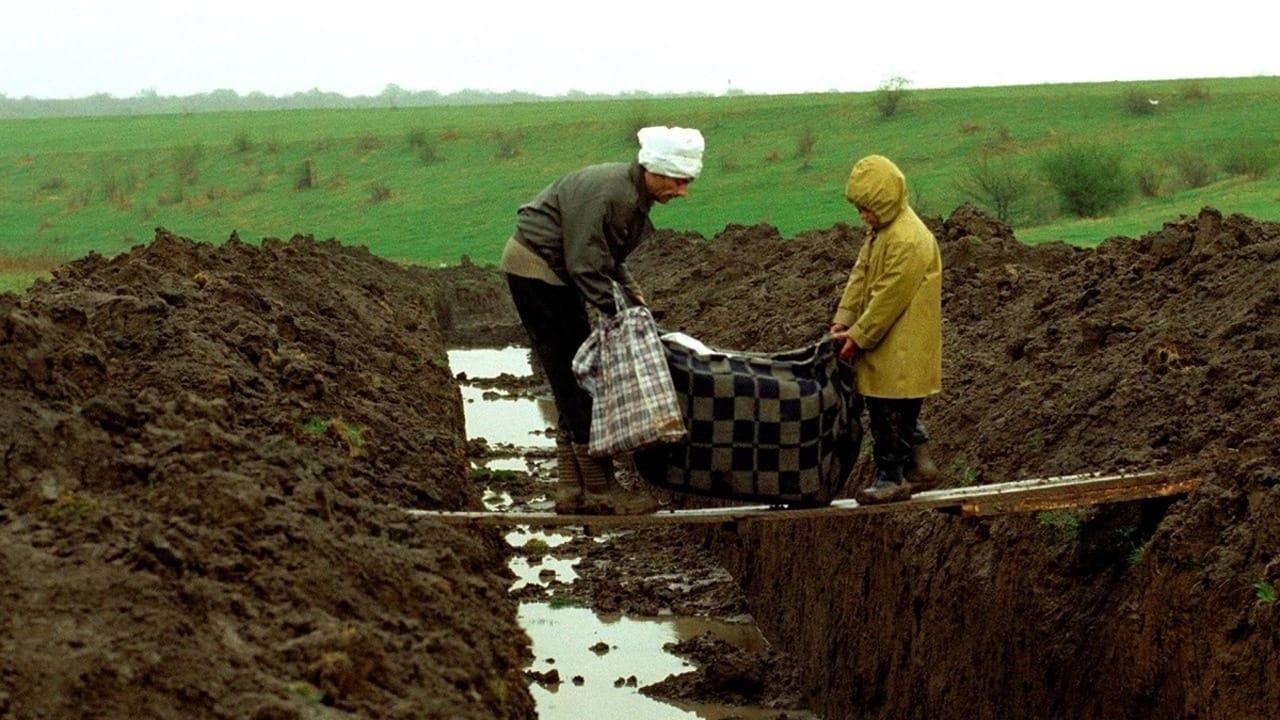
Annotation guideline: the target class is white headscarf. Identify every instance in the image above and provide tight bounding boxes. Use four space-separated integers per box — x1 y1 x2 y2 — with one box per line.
637 126 705 179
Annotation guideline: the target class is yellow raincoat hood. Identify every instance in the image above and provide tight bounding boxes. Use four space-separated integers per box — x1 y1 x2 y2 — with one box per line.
845 155 907 225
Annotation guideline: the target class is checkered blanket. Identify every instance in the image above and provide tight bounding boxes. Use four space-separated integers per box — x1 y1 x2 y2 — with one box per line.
633 334 862 506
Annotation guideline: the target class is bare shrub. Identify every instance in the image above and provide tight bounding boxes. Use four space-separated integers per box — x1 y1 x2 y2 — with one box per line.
419 144 442 165
493 130 523 160
367 181 392 203
1040 143 1132 217
624 107 653 145
172 144 204 185
1123 89 1160 115
873 76 911 119
98 163 140 209
1221 140 1277 180
356 134 383 153
1134 163 1166 197
1179 82 1211 102
984 125 1015 153
1173 151 1215 188
295 159 317 190
67 185 94 210
956 155 1033 223
795 126 817 167
39 176 67 192
406 128 429 148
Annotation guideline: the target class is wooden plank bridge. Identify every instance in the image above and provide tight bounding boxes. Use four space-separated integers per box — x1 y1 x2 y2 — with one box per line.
411 469 1201 527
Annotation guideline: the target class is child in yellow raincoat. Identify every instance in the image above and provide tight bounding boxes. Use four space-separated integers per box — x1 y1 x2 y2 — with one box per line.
831 155 943 503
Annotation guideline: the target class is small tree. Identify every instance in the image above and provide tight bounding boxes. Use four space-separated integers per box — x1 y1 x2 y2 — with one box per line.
1040 143 1132 217
957 155 1033 223
873 76 911 119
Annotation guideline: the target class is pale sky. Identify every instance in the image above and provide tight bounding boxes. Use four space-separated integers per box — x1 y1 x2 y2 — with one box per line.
3 0 1277 99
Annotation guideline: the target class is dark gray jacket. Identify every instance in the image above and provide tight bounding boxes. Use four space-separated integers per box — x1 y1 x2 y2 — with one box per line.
514 162 653 312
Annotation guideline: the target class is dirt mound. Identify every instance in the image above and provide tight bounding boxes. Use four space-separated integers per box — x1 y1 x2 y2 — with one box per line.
628 206 1279 718
0 230 533 719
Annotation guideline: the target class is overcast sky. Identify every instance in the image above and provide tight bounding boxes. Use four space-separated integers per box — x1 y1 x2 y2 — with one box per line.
4 0 1277 99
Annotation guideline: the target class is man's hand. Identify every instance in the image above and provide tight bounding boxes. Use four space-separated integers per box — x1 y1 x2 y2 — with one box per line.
831 330 859 362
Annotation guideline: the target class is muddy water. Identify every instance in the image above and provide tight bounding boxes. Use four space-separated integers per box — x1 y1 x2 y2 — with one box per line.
451 347 557 448
450 347 813 720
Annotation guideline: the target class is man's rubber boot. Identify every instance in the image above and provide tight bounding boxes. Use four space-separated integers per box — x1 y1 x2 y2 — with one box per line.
905 442 942 492
574 443 659 516
553 437 584 514
856 469 912 505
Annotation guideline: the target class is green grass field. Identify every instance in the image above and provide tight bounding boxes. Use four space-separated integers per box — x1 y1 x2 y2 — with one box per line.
2 76 1278 292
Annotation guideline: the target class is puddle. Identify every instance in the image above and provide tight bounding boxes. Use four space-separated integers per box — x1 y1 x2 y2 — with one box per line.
447 347 533 378
510 556 581 591
506 527 575 549
521 604 803 719
474 456 535 473
452 345 814 719
458 385 558 448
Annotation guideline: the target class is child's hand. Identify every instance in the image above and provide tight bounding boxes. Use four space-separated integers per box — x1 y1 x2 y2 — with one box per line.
829 323 848 335
831 330 859 362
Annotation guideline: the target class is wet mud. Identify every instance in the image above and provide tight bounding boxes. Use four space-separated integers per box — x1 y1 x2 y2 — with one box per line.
0 230 532 719
5 201 1277 718
625 206 1280 719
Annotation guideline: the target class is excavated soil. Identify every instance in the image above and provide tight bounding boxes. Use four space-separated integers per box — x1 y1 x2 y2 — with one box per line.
6 202 1277 719
0 230 533 719
622 205 1279 719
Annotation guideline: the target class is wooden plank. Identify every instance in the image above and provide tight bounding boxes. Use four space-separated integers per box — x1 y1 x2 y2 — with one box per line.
408 469 1200 527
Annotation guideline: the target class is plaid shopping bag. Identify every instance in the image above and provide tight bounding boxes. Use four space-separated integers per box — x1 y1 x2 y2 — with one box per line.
633 335 861 506
572 284 687 457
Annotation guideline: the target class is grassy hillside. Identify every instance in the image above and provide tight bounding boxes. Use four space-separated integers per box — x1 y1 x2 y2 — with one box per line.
2 76 1278 292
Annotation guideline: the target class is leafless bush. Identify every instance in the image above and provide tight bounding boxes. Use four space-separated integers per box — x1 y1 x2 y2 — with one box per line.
493 130 523 160
1134 163 1166 197
1173 151 1215 188
873 76 911 119
172 144 204 185
795 126 817 167
295 159 317 190
1221 140 1277 179
1179 82 1211 102
1123 89 1160 115
956 155 1033 223
367 180 392 203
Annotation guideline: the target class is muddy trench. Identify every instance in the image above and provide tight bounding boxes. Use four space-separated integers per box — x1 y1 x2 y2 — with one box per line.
1 204 1276 718
441 205 1279 719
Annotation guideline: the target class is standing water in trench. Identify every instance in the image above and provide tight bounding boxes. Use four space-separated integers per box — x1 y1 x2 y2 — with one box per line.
448 347 817 719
